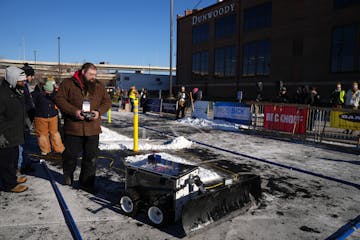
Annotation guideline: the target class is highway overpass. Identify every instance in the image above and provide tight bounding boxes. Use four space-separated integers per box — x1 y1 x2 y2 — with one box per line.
0 59 176 84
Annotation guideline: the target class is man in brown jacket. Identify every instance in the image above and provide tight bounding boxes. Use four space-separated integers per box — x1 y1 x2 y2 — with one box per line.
55 63 111 192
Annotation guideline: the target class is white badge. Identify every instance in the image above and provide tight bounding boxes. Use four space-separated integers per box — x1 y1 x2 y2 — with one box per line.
82 100 91 112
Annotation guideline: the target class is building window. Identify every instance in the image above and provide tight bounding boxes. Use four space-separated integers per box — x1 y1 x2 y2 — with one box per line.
242 40 271 76
292 39 303 57
215 15 237 39
192 24 209 44
192 51 209 77
334 0 360 8
331 24 358 73
244 2 272 32
214 46 236 77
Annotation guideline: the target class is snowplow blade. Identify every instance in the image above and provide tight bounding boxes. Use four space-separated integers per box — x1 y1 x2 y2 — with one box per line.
182 174 261 234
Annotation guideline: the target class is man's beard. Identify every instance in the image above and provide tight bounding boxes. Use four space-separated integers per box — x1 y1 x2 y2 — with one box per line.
84 78 96 95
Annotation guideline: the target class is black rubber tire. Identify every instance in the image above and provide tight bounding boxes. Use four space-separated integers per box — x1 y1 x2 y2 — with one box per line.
147 204 171 227
119 189 140 217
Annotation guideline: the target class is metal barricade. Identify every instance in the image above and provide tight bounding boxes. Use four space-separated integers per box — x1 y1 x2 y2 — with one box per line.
248 102 360 148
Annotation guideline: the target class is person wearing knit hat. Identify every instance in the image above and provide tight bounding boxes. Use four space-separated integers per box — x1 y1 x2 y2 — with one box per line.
43 79 55 93
5 66 26 88
17 64 36 176
21 63 36 116
22 63 35 77
31 77 64 156
21 63 36 115
0 67 29 193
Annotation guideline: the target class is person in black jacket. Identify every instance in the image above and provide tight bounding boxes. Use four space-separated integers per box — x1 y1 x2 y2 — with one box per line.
309 87 321 106
21 63 36 122
176 86 188 119
18 63 36 175
140 88 148 114
32 77 64 156
0 67 29 193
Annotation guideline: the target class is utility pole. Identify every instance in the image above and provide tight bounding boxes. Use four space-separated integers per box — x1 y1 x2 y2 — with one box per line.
34 50 37 72
22 36 26 62
57 36 61 82
169 0 174 98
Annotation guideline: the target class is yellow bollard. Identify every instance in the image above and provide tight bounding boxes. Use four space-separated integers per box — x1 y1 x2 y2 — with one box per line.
107 108 112 123
133 98 139 152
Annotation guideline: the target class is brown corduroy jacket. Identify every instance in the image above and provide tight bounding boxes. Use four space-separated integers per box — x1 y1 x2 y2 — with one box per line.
55 74 111 137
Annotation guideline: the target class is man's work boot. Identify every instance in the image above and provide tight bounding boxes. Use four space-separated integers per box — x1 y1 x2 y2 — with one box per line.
64 176 72 186
10 184 28 193
17 176 27 184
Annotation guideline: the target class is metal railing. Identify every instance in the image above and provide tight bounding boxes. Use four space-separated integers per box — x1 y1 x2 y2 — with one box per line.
248 102 360 148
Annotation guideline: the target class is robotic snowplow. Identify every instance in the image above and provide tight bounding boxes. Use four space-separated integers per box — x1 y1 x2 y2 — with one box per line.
119 154 261 234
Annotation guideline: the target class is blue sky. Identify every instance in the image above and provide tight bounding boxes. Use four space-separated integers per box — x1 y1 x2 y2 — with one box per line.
0 0 216 67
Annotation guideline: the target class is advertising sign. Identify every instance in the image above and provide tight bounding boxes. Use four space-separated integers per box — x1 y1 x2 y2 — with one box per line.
162 99 177 114
192 101 209 119
214 102 251 125
263 105 308 134
330 111 360 130
145 98 162 113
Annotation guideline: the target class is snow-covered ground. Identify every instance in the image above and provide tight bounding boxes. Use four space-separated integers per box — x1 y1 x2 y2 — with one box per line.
177 117 249 130
1 110 359 240
99 126 193 151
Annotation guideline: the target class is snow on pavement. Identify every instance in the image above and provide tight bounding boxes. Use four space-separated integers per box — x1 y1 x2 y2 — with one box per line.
177 117 249 130
99 126 193 151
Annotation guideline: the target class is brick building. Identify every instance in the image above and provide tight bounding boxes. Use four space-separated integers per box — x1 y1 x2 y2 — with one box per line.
176 0 360 103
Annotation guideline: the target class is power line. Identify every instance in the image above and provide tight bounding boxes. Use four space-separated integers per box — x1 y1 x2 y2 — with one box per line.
193 0 202 9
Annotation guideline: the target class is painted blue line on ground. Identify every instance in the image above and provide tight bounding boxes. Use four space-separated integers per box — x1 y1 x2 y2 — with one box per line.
40 161 83 240
325 215 360 240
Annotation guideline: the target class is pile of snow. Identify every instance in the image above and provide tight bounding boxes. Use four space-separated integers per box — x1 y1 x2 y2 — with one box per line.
177 117 250 130
178 118 214 127
140 136 193 150
125 152 221 183
99 127 193 151
100 126 132 142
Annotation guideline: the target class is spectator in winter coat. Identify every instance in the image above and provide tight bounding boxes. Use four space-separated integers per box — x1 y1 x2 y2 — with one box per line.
21 63 36 122
307 87 322 131
329 82 345 108
0 67 28 193
192 87 202 102
294 86 303 104
55 63 111 192
345 81 360 109
128 86 139 112
140 88 148 114
302 85 311 105
276 86 288 103
255 82 263 102
176 86 188 119
18 63 36 175
309 87 321 106
32 77 64 156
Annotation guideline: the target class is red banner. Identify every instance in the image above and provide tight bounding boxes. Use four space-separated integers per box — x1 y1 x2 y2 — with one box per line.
263 105 308 134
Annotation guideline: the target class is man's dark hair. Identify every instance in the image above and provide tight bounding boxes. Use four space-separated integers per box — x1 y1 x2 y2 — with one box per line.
81 62 97 73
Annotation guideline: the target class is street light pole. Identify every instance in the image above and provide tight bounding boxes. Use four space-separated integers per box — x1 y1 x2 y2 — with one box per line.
34 50 37 77
34 50 37 71
169 0 174 98
57 36 61 82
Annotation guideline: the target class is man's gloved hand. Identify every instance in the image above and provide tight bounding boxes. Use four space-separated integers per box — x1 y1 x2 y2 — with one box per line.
81 111 96 121
0 134 9 148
